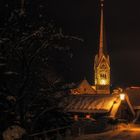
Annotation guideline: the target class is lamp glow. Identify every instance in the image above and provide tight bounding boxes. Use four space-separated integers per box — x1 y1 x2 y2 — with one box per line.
120 93 125 101
86 114 91 119
100 79 106 85
74 115 78 121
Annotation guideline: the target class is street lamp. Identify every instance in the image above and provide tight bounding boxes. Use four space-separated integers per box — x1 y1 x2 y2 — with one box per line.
120 93 125 101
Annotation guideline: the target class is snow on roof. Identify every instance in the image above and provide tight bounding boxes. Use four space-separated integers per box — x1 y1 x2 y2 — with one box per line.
71 79 96 94
60 94 119 113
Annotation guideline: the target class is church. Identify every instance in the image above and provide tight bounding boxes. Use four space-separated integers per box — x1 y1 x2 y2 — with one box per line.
71 0 110 95
60 0 137 122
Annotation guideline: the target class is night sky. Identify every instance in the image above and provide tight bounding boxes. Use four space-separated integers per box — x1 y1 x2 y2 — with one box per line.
1 0 140 87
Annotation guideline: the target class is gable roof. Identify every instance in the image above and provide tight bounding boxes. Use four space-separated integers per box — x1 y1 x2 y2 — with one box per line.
71 79 96 94
59 94 135 118
94 54 110 68
97 55 110 69
60 94 118 113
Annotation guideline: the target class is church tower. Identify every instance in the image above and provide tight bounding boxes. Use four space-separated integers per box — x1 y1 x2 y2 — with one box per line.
94 0 110 94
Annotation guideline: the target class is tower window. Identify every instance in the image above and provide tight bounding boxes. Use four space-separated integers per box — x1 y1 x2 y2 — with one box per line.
100 74 106 79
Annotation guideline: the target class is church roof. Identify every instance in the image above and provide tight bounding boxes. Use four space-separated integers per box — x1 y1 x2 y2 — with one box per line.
78 79 91 87
71 79 96 94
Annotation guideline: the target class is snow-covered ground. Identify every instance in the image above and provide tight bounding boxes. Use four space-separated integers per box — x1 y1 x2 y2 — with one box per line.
75 124 140 140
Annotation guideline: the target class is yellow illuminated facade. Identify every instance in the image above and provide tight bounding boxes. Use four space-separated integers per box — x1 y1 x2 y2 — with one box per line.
94 0 110 94
71 0 110 95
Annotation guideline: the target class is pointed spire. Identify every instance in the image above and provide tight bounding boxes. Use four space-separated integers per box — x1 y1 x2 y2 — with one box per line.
99 0 104 59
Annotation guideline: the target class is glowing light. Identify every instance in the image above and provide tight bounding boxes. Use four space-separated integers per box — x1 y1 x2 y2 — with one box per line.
130 128 140 131
86 114 91 119
100 79 106 85
120 93 125 101
74 115 78 121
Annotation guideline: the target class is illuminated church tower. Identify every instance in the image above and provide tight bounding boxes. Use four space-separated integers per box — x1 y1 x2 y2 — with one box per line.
94 0 110 94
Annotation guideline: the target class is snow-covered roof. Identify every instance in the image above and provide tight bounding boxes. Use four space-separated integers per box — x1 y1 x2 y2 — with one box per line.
71 79 96 94
60 94 120 114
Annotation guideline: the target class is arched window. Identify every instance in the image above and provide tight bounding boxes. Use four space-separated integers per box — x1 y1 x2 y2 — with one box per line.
100 73 106 79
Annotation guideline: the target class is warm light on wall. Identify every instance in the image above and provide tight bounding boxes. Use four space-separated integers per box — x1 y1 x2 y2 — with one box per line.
100 79 106 85
120 93 125 101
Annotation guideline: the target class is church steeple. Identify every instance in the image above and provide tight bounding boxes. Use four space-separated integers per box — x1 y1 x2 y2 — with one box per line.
94 0 110 94
99 0 104 59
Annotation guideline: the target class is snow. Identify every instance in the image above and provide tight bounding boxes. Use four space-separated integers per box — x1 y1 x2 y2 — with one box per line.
74 124 140 140
64 95 119 113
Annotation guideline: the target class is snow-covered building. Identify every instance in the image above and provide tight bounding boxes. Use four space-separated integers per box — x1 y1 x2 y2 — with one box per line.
61 0 137 122
60 94 135 121
71 79 96 95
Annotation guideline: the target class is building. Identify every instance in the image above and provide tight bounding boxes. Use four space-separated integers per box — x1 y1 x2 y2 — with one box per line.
60 94 135 121
71 0 110 95
94 0 110 94
60 0 135 122
125 87 140 122
71 78 96 95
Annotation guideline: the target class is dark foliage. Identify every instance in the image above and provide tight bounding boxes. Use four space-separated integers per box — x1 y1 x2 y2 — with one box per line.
0 3 83 137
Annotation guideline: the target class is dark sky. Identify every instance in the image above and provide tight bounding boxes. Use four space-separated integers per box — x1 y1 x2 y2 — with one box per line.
47 0 140 87
1 0 140 87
